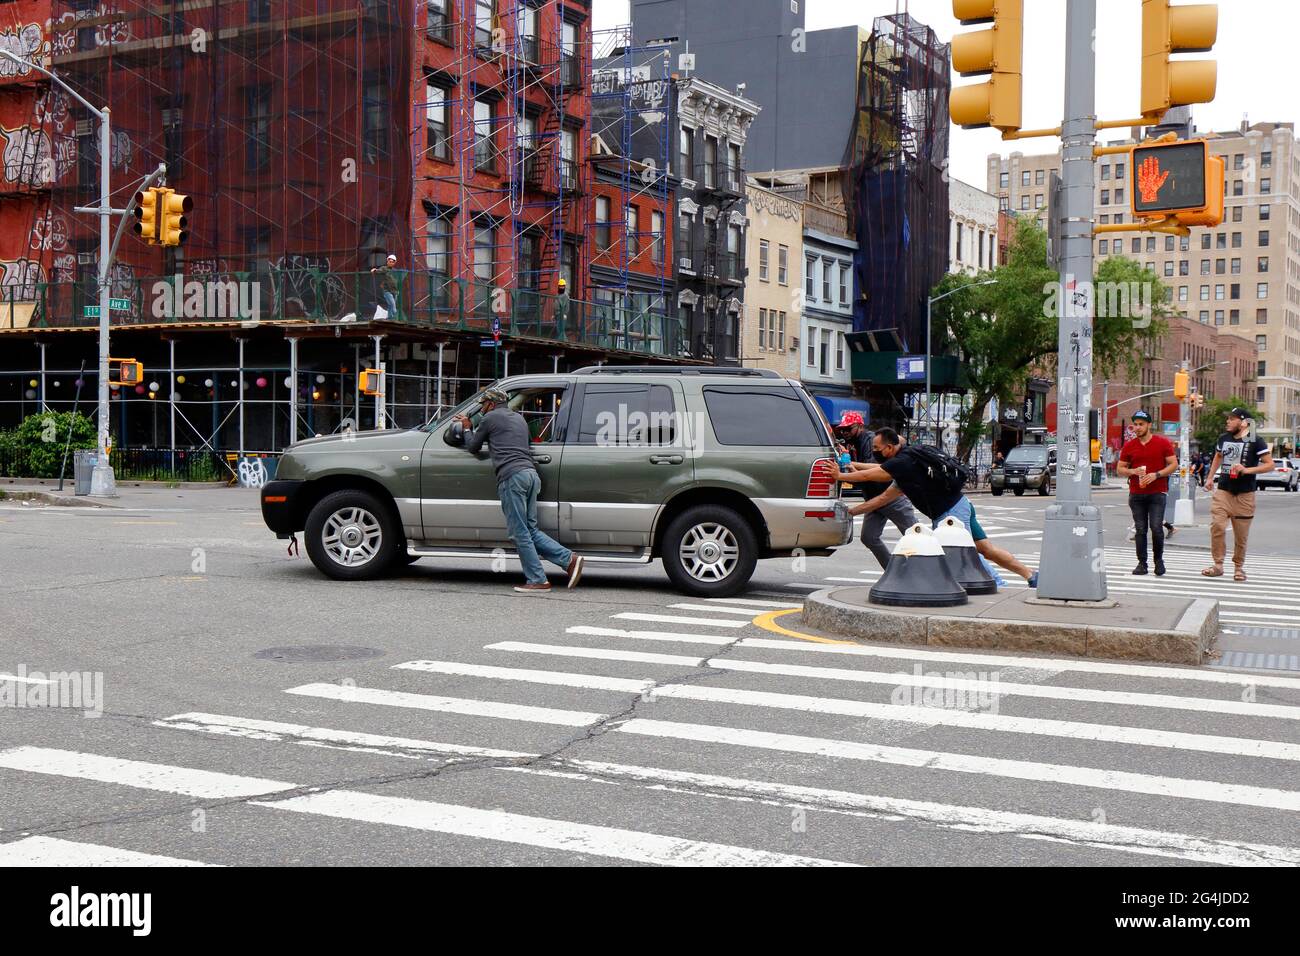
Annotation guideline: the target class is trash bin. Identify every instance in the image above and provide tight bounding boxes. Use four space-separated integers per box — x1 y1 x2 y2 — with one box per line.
73 450 97 496
1091 463 1103 486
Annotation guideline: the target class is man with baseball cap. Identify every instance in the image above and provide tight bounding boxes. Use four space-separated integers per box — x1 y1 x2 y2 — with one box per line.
370 254 401 319
1202 406 1273 581
456 388 584 593
833 411 917 569
1117 409 1178 576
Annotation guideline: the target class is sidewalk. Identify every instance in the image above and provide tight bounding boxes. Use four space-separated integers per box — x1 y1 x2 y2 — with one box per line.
0 481 255 511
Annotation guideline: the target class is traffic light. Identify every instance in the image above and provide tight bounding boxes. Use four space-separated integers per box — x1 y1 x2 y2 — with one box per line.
1130 139 1224 228
1173 368 1189 400
1141 0 1218 120
1091 438 1102 464
158 188 192 247
132 189 158 244
110 358 143 387
359 368 383 396
1192 392 1205 410
949 0 1023 133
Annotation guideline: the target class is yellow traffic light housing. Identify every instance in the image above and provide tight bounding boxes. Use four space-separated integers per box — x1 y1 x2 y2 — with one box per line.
158 189 193 247
1130 138 1224 228
359 368 383 396
110 358 143 387
1141 0 1218 120
949 0 1023 133
1173 369 1189 400
133 189 158 244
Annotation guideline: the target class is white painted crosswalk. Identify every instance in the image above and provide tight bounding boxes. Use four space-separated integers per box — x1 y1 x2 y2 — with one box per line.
3 594 1299 867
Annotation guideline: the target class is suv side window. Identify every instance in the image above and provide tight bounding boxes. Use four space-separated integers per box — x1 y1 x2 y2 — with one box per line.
572 383 678 446
703 385 823 446
510 386 569 443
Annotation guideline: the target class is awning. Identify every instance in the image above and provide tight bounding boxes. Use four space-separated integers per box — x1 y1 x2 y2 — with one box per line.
814 395 872 427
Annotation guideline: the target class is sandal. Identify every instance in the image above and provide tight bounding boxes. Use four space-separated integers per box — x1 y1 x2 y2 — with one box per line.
1234 569 1247 582
1201 566 1224 577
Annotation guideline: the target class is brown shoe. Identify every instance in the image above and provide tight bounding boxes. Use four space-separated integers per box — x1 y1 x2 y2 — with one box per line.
514 582 552 593
566 554 585 590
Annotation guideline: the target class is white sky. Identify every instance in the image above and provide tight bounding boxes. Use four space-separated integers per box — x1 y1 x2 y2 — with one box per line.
593 0 1296 189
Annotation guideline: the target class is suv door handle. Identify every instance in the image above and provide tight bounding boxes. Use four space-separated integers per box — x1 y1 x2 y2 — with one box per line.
650 454 684 465
532 454 553 464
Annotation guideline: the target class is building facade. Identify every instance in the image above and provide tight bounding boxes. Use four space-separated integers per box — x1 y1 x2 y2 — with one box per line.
801 225 857 399
989 120 1300 450
949 179 1000 274
740 179 801 376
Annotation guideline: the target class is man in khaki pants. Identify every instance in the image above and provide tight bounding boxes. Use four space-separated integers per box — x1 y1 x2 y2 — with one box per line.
1202 408 1274 581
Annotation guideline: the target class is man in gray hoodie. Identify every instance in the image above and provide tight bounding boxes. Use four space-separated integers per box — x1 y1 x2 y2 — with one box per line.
457 388 584 593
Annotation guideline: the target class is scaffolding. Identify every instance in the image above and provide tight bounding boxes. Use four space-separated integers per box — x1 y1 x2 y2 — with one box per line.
842 9 950 354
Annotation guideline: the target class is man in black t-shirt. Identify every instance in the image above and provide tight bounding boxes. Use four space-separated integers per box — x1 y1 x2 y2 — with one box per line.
833 411 917 569
1201 407 1273 581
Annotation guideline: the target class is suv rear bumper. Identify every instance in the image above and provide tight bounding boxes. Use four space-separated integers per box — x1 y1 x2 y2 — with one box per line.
753 497 853 551
261 479 307 536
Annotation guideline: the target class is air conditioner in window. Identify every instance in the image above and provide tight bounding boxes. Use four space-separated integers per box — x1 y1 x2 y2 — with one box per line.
790 336 799 349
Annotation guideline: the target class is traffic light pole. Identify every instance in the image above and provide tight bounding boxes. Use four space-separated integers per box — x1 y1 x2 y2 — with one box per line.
1174 360 1194 526
1035 0 1108 602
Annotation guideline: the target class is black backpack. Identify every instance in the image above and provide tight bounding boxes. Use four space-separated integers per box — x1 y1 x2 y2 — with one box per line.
906 444 971 500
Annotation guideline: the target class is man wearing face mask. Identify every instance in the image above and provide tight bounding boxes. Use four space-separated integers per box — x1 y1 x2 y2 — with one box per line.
1202 407 1273 581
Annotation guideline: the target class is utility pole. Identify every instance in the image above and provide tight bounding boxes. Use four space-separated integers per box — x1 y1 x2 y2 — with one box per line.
1173 359 1194 526
1035 0 1107 602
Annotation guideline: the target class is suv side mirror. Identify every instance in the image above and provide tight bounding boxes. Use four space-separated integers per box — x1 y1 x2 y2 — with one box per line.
445 420 465 447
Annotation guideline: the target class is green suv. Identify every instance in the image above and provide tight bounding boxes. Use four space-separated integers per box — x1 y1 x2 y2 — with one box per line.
261 366 853 596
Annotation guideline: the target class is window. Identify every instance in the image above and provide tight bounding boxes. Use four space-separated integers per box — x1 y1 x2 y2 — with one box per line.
423 85 453 163
474 98 495 171
727 142 741 191
806 327 816 366
360 216 390 268
1100 165 1110 180
1146 237 1156 253
758 239 770 281
1231 283 1240 299
838 263 848 306
517 3 538 60
1201 234 1211 249
473 223 496 296
1179 260 1189 276
1257 283 1269 299
777 244 788 285
1257 308 1268 324
1021 170 1031 187
677 211 692 262
1097 239 1107 256
1215 258 1225 274
1199 285 1209 300
1232 180 1244 197
1259 204 1271 221
475 0 494 48
1134 238 1143 254
1180 235 1190 252
1200 310 1210 324
1260 178 1271 194
1230 309 1240 325
1257 386 1266 405
758 308 767 350
679 126 694 178
1114 162 1125 179
363 74 388 160
574 384 677 445
244 85 271 172
702 386 823 446
1233 153 1244 170
1113 239 1123 254
1259 230 1270 247
1178 286 1188 302
1115 188 1124 205
561 241 577 292
979 230 985 268
1261 151 1272 168
424 208 452 277
1020 195 1029 210
999 172 1009 188
702 135 717 187
1163 261 1174 277
1232 206 1243 222
836 332 845 370
651 210 664 265
819 328 830 375
595 196 611 251
955 221 963 261
625 204 638 256
1231 232 1242 248
1101 189 1110 206
727 224 741 279
822 259 831 302
1165 236 1175 252
1215 284 1225 300
1214 310 1224 325
1258 257 1269 273
777 311 786 350
1231 258 1241 275
1200 259 1210 275
1256 335 1267 352
805 256 815 299
1217 232 1227 249
1257 361 1267 378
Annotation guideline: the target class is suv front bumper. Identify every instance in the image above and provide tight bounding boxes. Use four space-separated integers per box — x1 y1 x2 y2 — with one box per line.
261 479 307 536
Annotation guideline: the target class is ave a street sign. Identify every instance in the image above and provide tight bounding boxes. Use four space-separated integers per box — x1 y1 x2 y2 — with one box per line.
110 297 131 311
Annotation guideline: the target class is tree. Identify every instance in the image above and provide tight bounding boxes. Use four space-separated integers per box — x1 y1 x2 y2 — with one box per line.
932 217 1171 461
1193 397 1265 453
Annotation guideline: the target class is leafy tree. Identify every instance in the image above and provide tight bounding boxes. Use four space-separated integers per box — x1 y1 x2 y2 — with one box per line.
932 217 1171 460
1193 397 1265 453
0 412 96 479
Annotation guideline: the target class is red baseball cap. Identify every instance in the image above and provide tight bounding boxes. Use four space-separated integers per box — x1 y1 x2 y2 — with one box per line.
835 411 865 428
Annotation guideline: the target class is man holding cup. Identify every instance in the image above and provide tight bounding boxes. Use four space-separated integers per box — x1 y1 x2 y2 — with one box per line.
1117 410 1178 576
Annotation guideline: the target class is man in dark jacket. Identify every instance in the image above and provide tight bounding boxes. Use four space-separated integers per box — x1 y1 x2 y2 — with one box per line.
457 388 584 593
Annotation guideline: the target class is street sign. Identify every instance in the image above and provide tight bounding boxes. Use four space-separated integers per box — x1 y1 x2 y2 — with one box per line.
110 297 131 311
83 306 99 318
490 318 501 333
480 339 500 348
896 356 926 382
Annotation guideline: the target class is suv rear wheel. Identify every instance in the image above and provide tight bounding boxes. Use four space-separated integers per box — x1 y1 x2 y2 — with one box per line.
661 504 758 598
305 489 400 581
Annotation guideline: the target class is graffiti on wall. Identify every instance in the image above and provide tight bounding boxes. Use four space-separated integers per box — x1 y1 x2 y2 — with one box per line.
29 212 70 252
0 126 61 187
33 89 71 134
0 24 47 78
0 258 45 301
50 7 131 57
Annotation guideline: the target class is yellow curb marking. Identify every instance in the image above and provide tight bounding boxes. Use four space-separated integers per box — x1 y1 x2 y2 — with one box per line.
751 608 855 646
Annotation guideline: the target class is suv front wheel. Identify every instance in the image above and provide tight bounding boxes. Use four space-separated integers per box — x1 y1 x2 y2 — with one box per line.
305 489 401 581
661 504 758 598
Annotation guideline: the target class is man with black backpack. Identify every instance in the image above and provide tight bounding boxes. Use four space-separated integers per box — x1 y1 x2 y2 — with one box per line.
833 428 1038 588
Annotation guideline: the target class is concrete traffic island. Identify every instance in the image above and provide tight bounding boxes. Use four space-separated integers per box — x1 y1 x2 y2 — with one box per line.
802 586 1219 666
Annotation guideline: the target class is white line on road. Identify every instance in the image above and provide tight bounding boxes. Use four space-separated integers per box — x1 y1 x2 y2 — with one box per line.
704 598 801 609
285 682 604 726
668 603 773 616
0 835 218 867
0 673 54 685
611 613 747 628
567 626 736 646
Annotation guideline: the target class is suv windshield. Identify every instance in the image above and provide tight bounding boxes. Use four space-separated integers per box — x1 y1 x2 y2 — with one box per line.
1006 447 1049 465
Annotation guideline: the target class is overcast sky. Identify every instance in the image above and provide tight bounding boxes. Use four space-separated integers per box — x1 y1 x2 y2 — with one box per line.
594 0 1295 189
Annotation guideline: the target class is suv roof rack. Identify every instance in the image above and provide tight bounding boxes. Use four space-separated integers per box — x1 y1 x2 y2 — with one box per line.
571 366 782 378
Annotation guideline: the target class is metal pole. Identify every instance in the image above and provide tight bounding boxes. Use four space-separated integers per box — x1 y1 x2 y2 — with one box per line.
57 359 87 492
288 337 298 446
168 337 175 471
371 334 383 429
1036 0 1106 601
1101 378 1109 484
925 295 932 443
38 341 47 412
89 107 116 496
237 337 246 458
436 341 445 419
1174 360 1194 526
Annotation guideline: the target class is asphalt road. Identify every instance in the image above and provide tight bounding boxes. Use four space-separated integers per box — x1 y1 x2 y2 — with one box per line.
1 484 1297 867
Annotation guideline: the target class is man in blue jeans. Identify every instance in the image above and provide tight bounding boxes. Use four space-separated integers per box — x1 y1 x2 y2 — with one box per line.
457 389 584 593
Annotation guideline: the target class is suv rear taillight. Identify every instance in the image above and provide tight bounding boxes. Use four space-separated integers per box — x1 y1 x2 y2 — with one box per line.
807 457 837 498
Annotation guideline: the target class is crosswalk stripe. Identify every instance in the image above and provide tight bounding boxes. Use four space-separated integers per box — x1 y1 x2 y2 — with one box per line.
567 625 735 646
706 598 802 609
0 746 845 867
284 682 604 726
611 613 747 629
154 712 1300 866
619 719 1300 812
0 673 54 686
254 789 851 866
0 835 218 867
736 638 1300 690
482 643 1300 721
393 660 647 693
391 659 1300 760
985 530 1044 539
668 603 770 616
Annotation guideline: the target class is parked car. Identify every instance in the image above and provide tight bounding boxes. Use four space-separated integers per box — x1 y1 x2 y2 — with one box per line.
990 444 1057 496
1257 455 1299 492
260 366 854 597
